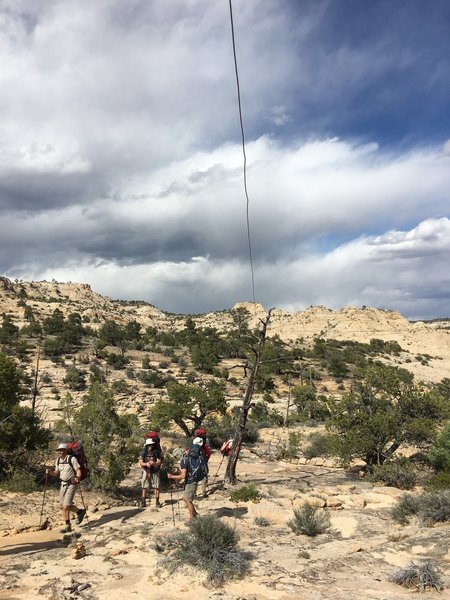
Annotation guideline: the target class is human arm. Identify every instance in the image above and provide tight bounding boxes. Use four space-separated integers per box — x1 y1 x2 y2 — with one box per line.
167 467 187 483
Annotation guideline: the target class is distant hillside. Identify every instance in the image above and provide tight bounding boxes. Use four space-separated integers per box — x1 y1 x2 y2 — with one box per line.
1 277 449 428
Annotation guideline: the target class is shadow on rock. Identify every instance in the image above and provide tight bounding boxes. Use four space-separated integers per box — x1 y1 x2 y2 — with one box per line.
213 506 248 518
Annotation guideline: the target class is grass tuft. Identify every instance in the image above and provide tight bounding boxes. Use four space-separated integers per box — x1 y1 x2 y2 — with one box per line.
390 560 444 592
229 483 261 503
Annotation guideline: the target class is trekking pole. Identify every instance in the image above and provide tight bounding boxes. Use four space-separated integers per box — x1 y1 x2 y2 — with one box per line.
208 454 225 492
77 484 90 526
175 484 181 521
39 472 48 529
169 483 176 527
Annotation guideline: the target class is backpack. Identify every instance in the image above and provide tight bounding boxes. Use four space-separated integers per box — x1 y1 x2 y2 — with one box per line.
220 439 233 457
145 430 161 452
66 441 89 481
186 447 207 483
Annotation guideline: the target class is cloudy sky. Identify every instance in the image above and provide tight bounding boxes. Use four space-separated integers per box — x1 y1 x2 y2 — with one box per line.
1 0 449 319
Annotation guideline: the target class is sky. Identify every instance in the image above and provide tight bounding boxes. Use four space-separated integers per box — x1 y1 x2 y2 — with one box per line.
0 0 449 320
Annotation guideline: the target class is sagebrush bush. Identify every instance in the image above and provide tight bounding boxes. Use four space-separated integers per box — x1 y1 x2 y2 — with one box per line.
390 493 420 525
390 560 443 592
229 483 261 503
254 516 270 527
288 502 331 536
368 457 417 489
419 490 450 525
162 515 249 585
391 491 450 525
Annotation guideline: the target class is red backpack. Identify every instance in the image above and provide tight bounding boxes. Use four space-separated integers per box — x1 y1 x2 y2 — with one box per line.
144 430 161 452
66 441 89 481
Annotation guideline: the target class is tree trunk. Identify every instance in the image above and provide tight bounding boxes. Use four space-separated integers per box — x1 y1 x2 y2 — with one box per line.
224 310 272 484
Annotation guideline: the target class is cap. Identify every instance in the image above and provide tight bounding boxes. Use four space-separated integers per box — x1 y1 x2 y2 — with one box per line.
193 437 204 446
145 438 156 445
57 443 67 450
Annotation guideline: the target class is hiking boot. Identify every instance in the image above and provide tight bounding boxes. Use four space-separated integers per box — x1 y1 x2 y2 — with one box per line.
139 499 146 508
155 500 162 508
75 509 86 524
60 524 72 533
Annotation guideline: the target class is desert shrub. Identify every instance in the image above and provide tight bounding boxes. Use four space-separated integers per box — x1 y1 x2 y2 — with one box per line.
391 491 450 525
288 502 331 536
390 560 443 592
303 432 332 459
425 471 450 490
162 515 249 585
390 494 420 525
254 516 270 527
0 468 39 493
419 490 450 525
230 483 261 503
368 457 417 489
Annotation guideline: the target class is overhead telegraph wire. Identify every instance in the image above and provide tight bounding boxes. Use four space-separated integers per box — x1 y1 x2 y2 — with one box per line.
228 0 256 307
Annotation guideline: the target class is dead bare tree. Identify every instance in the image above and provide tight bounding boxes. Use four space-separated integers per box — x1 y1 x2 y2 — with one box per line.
224 309 273 484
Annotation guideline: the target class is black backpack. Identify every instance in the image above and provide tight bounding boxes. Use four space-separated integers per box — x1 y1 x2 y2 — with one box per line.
186 447 207 482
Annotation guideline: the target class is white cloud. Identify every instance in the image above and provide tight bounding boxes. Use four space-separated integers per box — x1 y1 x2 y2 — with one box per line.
1 1 449 319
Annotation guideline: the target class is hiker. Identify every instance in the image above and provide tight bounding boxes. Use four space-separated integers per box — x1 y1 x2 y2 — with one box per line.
45 443 86 533
168 439 207 521
220 437 234 457
139 437 163 508
193 428 212 497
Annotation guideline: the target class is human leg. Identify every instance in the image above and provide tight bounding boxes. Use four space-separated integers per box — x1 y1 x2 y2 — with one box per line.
183 482 198 520
150 472 162 507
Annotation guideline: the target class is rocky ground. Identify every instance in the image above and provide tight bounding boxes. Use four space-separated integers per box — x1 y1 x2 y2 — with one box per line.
1 431 449 600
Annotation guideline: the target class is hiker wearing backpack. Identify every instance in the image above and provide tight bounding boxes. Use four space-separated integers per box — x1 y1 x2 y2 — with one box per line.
45 443 86 533
220 437 234 457
139 437 163 508
167 438 207 521
194 428 212 498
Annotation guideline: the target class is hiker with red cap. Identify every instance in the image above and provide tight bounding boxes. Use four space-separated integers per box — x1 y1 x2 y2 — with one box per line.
46 443 86 533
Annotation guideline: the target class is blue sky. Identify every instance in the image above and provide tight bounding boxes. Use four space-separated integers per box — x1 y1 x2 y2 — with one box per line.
0 0 449 319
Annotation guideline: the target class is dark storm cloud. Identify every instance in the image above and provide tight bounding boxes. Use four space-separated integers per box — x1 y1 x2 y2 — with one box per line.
1 1 449 318
0 169 107 212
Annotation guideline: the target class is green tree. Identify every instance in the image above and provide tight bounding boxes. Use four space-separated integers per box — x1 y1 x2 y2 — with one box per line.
327 364 446 469
63 365 87 391
0 352 50 476
428 423 450 472
61 383 140 490
98 320 127 355
43 308 65 334
0 313 19 346
151 380 227 436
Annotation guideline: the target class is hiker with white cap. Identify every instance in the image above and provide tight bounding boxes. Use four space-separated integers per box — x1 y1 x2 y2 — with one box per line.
168 437 207 521
139 437 163 508
45 443 86 533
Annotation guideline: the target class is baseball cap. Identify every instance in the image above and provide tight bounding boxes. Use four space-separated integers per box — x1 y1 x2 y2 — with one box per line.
57 443 67 450
145 438 156 446
193 437 204 446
